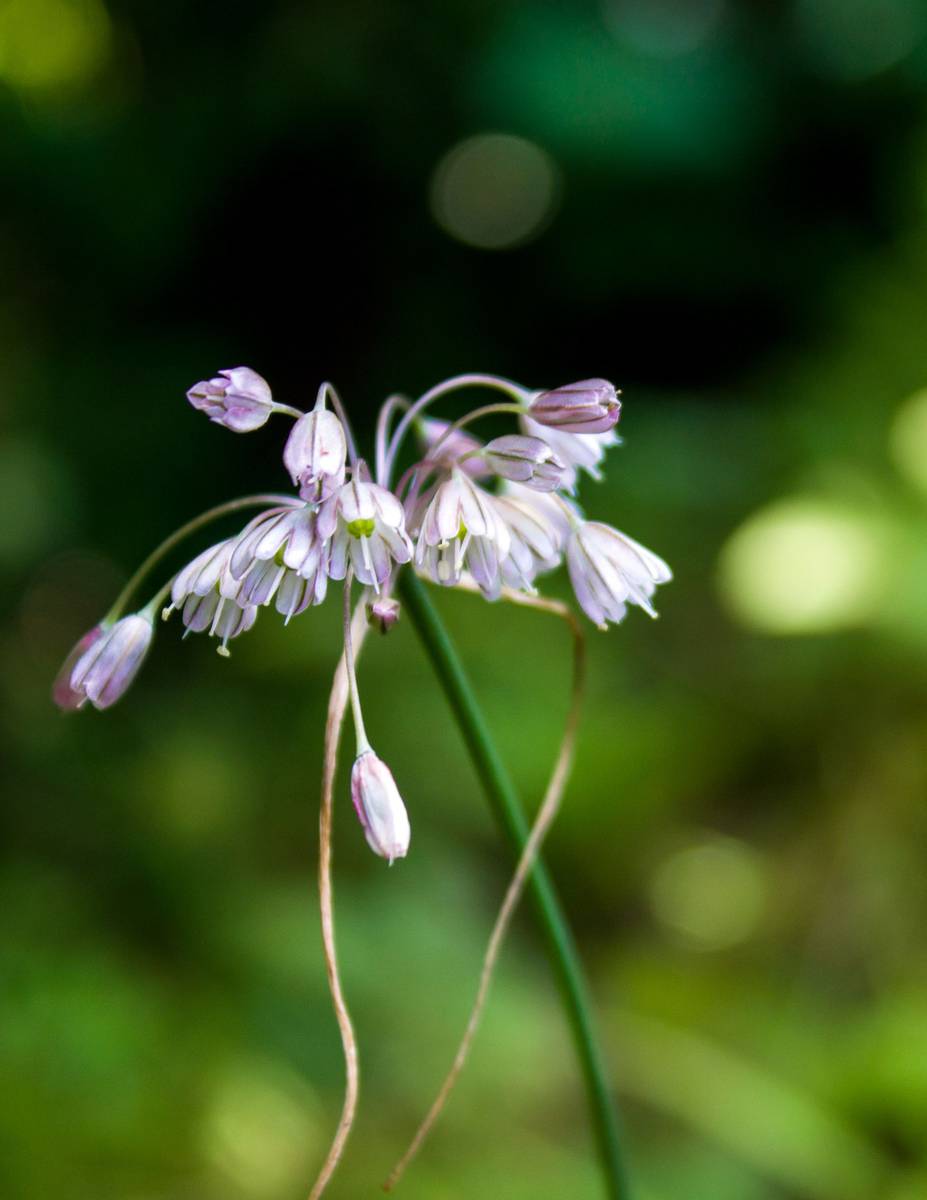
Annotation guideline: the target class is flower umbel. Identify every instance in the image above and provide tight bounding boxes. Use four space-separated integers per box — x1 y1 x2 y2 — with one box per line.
52 364 670 1200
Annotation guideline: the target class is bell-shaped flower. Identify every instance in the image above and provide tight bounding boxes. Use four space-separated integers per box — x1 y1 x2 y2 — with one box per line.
528 378 621 434
483 434 566 492
283 397 347 503
67 613 154 710
494 486 572 592
186 367 276 433
165 539 258 655
566 521 671 628
418 417 491 479
53 623 105 710
320 476 412 592
351 750 411 863
415 469 511 598
228 505 329 617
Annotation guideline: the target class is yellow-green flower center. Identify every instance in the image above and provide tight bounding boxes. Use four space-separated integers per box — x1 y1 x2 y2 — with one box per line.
347 517 376 539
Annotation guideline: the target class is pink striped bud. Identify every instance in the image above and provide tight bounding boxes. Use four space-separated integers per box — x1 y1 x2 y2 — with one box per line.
483 434 566 492
528 379 621 435
187 367 275 433
66 613 154 710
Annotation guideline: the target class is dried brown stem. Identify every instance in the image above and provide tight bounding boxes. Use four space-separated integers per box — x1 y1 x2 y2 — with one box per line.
384 587 586 1191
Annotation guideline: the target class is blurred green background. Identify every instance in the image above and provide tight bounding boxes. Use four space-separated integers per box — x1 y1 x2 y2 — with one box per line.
4 1 927 1197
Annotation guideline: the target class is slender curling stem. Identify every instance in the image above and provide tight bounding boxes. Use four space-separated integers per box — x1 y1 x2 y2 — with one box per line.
383 373 528 486
384 589 586 1191
424 402 526 460
308 600 371 1200
397 571 632 1200
375 394 411 486
104 493 300 622
319 382 360 470
397 401 527 513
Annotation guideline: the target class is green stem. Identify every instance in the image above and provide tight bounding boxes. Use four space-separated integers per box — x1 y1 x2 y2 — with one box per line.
104 493 298 622
398 571 632 1200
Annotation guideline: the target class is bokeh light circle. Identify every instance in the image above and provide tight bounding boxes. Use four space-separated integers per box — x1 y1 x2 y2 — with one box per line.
718 496 887 635
650 835 767 951
430 133 560 251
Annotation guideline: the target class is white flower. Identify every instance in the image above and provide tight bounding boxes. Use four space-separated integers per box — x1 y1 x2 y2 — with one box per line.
415 469 511 598
566 521 671 628
166 539 258 654
494 486 570 592
229 505 328 617
320 477 412 591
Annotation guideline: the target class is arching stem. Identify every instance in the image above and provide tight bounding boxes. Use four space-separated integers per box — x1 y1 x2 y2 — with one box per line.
104 493 299 622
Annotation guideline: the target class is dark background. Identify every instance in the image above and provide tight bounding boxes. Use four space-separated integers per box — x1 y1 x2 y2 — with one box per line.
3 1 927 1197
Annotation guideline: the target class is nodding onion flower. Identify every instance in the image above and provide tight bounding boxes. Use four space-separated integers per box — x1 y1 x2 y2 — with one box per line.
53 367 669 863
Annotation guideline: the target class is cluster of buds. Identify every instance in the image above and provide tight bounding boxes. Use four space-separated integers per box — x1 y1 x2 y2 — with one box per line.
54 369 670 864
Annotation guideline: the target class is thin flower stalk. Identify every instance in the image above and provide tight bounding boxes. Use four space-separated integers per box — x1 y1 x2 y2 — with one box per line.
308 599 370 1200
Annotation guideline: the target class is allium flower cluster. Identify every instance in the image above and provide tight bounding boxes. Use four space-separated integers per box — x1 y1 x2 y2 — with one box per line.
54 368 670 863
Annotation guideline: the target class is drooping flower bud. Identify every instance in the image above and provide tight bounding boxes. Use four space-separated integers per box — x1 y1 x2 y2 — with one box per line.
483 434 566 492
367 595 401 634
186 367 276 433
351 750 411 863
52 623 106 710
528 379 621 435
283 396 347 502
67 613 154 710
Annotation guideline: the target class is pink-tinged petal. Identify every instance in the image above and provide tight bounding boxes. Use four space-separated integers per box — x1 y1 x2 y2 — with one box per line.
284 409 347 501
53 624 105 710
70 614 154 710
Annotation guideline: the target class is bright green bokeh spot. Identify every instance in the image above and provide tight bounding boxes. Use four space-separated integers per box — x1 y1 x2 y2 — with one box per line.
650 836 767 950
718 496 887 634
0 0 112 93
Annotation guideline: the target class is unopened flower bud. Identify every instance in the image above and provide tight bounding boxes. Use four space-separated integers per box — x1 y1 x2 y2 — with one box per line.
52 623 105 710
483 434 566 492
350 750 410 864
283 399 347 503
367 596 401 634
528 379 621 435
66 613 154 710
187 367 275 433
